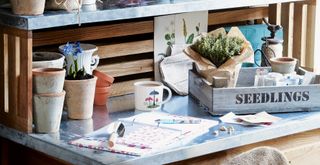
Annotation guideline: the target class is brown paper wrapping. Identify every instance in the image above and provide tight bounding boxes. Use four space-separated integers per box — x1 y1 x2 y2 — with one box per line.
184 27 254 87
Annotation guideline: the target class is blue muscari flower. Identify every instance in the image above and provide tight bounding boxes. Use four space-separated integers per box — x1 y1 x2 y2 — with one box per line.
63 42 83 57
63 42 74 56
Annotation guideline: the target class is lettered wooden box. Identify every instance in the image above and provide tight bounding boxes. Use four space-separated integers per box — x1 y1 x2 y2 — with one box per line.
189 65 320 115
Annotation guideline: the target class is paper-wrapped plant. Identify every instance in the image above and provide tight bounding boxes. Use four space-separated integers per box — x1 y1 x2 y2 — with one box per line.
191 34 244 67
184 27 254 87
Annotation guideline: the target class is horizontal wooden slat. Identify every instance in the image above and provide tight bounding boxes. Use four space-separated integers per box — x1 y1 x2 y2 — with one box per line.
208 7 268 25
97 59 154 77
110 78 153 97
33 20 154 46
98 40 154 59
1 26 32 38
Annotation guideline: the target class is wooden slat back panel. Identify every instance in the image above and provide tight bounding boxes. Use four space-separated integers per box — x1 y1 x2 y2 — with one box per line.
305 2 320 72
33 20 154 47
97 59 154 77
110 78 153 97
97 40 154 59
0 26 32 133
293 3 308 67
269 3 282 25
208 7 268 25
281 3 294 58
33 19 155 97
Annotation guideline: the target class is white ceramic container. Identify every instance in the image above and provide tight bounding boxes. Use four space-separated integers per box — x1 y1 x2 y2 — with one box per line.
33 91 65 133
32 52 65 69
59 43 99 75
32 68 66 94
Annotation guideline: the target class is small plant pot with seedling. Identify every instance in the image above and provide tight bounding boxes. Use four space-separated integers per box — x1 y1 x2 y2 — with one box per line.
61 42 98 120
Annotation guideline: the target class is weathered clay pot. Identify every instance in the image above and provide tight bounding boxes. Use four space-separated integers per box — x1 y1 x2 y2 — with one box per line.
32 68 66 94
64 77 97 119
82 0 96 5
270 57 297 74
94 86 111 106
93 70 114 87
10 0 45 15
33 91 65 133
32 52 65 69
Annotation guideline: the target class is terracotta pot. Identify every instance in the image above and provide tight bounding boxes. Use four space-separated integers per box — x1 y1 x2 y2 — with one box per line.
64 76 97 119
10 0 46 15
33 91 65 133
32 68 66 94
270 57 297 74
33 52 65 69
93 70 114 87
94 86 111 106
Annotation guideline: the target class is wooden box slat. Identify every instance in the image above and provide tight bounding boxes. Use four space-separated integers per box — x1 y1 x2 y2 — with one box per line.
33 20 154 47
97 59 153 77
208 7 268 25
97 40 154 59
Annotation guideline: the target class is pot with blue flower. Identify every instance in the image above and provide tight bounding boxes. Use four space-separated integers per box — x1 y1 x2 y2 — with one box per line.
61 42 98 119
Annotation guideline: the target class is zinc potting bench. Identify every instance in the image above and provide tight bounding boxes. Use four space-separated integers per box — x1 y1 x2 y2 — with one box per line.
0 0 320 164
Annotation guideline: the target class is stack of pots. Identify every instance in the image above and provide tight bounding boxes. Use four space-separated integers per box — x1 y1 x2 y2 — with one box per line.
93 70 114 106
32 68 66 133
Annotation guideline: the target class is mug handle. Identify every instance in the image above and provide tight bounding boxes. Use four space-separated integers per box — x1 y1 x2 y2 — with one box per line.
91 55 100 70
161 86 172 104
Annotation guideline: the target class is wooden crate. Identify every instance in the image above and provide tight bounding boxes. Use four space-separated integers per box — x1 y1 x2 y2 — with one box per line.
189 65 320 115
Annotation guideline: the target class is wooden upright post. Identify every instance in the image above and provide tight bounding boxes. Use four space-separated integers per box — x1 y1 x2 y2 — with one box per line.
306 0 320 73
0 26 33 133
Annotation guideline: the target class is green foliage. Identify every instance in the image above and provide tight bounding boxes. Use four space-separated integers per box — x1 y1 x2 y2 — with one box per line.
165 32 175 47
66 57 93 80
186 33 194 44
191 34 244 67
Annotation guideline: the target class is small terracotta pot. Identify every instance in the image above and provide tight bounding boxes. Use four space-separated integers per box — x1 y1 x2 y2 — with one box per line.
32 68 66 94
94 86 111 106
270 57 297 74
33 91 65 133
64 76 97 119
93 70 114 87
10 0 45 15
33 52 65 69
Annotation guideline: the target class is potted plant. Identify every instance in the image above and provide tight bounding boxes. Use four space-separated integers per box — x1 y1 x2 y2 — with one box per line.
184 27 254 87
62 42 97 120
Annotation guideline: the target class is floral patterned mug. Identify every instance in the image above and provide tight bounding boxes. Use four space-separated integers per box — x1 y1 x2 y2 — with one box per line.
134 81 172 111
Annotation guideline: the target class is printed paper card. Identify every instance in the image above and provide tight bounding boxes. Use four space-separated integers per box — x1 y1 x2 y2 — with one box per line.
154 11 208 80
